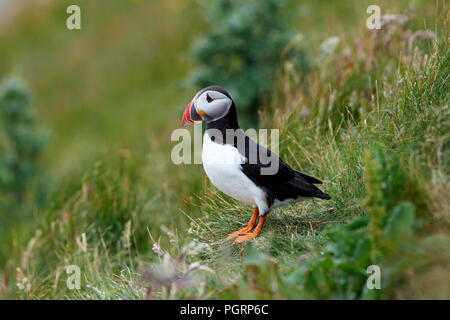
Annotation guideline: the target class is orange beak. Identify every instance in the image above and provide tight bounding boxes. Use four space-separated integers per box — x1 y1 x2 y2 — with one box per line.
182 100 204 126
182 100 194 126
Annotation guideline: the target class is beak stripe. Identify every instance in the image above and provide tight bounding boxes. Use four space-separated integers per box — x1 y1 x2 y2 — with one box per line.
182 101 194 126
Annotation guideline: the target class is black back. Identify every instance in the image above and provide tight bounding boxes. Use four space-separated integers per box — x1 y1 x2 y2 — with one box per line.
204 87 330 205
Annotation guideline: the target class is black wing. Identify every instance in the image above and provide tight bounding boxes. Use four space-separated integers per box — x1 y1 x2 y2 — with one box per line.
235 132 330 201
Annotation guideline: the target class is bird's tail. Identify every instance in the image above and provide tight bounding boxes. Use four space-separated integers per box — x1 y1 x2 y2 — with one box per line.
293 170 323 184
291 171 331 200
313 189 331 200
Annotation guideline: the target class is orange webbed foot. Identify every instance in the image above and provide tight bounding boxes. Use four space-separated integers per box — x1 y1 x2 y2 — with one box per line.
225 208 258 240
233 231 259 243
233 216 266 243
225 226 252 240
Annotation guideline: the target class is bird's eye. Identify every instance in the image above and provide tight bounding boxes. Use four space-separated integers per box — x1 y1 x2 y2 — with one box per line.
206 94 214 103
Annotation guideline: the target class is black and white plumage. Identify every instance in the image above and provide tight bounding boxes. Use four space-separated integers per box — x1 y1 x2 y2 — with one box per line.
182 85 330 242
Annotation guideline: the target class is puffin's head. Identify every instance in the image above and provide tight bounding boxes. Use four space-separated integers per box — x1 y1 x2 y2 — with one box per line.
182 85 233 126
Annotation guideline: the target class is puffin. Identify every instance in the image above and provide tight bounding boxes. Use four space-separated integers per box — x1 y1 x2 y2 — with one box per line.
181 85 330 243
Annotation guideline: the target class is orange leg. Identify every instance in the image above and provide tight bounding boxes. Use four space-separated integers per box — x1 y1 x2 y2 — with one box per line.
234 216 266 243
226 208 259 240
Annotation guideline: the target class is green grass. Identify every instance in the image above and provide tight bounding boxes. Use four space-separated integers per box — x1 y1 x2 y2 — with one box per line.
185 1 450 299
0 0 449 299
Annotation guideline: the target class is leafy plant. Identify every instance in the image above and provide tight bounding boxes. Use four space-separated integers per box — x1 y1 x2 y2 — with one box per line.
218 148 419 300
187 0 307 125
194 9 449 300
1 1 448 300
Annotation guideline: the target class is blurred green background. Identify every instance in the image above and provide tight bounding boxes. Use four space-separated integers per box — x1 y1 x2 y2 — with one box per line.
0 0 447 299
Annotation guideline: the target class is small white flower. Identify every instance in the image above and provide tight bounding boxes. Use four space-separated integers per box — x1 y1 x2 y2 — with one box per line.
152 243 165 257
319 36 340 58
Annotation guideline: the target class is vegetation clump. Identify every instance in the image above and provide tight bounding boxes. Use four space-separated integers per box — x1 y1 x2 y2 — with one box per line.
0 1 448 300
188 0 308 125
0 78 45 205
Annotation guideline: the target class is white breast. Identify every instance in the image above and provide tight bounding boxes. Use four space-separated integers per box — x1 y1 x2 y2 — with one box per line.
202 133 269 213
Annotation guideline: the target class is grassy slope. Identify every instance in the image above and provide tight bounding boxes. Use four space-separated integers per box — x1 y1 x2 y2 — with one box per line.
0 0 205 298
0 0 448 299
187 1 449 299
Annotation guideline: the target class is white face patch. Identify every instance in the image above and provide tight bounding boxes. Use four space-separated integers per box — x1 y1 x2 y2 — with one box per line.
194 90 232 121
